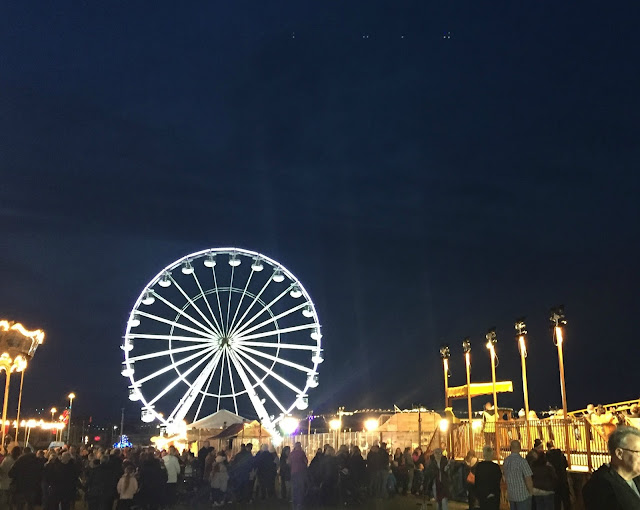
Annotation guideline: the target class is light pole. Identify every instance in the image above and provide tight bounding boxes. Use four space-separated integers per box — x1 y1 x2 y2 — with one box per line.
462 338 473 452
440 346 451 409
485 329 500 458
550 306 571 467
67 393 75 445
515 318 531 450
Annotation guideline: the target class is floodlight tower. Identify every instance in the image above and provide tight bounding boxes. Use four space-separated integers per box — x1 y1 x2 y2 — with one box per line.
550 306 571 467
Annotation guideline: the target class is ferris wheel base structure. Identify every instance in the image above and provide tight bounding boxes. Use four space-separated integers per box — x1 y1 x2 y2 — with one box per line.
121 247 323 439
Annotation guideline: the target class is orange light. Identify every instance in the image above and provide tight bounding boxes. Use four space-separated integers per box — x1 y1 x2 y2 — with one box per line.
555 327 563 344
518 336 527 356
0 321 45 344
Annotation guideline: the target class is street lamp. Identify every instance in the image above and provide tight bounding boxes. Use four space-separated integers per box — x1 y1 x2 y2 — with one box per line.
485 328 500 458
439 346 451 409
515 318 531 449
550 306 571 467
462 338 473 451
67 393 76 445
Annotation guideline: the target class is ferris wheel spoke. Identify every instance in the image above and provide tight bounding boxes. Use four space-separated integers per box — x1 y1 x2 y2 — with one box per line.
168 349 223 423
233 347 304 395
231 303 306 339
235 344 315 374
227 269 254 336
168 274 221 337
225 267 236 334
191 270 225 336
126 333 213 343
235 323 316 342
210 266 227 338
135 345 217 385
125 342 212 363
231 286 292 338
226 349 239 415
141 293 218 337
227 277 273 338
237 341 318 351
147 348 217 406
216 350 227 411
194 353 220 422
227 350 272 425
229 350 287 414
135 311 214 339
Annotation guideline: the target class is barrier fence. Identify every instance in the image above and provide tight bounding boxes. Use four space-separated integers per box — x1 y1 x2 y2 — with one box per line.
451 417 611 471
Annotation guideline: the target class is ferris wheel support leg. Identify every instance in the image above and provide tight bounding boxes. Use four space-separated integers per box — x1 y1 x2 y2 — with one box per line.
227 351 275 433
168 349 223 423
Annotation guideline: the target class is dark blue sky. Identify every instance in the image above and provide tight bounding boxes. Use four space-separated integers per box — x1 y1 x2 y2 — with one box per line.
1 2 639 422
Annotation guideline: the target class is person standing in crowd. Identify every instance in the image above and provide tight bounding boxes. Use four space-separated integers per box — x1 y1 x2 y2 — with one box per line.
289 442 308 510
464 449 479 508
116 464 138 510
529 450 557 510
475 445 503 510
279 445 291 501
9 446 42 510
197 441 211 481
427 447 450 510
403 446 415 496
210 453 229 507
546 440 571 510
583 426 640 510
483 403 497 448
163 446 181 507
0 446 20 506
138 451 166 510
86 456 114 510
503 440 534 510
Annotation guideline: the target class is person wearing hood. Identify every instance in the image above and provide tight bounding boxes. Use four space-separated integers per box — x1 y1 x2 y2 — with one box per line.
210 453 229 506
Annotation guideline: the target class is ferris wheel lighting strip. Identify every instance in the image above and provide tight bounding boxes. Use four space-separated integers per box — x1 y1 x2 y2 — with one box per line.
193 357 218 422
134 345 217 385
135 311 213 339
151 293 219 338
189 269 225 337
230 286 293 338
226 268 255 335
233 347 305 396
230 350 288 414
125 334 212 343
235 344 316 374
210 265 227 337
226 350 239 415
226 276 275 338
168 274 222 337
225 266 236 334
238 341 317 351
169 349 223 423
124 342 212 363
227 350 273 425
233 302 307 340
147 348 217 406
235 323 317 342
216 351 227 411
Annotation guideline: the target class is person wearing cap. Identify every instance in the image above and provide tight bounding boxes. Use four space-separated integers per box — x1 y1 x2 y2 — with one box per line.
527 439 545 466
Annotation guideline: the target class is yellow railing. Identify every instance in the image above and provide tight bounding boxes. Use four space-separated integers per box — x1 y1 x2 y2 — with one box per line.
451 417 620 472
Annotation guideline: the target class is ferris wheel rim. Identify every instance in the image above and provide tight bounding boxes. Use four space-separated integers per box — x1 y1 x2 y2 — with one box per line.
123 247 322 428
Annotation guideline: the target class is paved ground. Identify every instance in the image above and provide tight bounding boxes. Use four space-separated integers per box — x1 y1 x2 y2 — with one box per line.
184 496 470 509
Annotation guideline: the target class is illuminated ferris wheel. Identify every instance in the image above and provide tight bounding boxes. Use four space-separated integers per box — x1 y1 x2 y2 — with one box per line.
121 248 323 434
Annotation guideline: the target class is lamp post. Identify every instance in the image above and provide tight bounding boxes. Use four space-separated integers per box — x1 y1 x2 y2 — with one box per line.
485 329 500 458
67 393 76 445
15 370 25 440
515 319 531 450
462 338 473 452
0 321 45 447
550 306 571 467
440 346 451 409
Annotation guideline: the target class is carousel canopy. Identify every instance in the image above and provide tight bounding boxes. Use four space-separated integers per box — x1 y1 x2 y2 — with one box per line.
188 409 245 430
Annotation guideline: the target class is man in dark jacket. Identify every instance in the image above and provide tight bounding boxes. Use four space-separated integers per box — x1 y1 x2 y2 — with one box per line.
9 447 42 510
546 440 571 510
583 426 640 510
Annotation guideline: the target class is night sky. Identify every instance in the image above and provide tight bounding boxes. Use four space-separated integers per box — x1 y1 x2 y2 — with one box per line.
1 2 639 423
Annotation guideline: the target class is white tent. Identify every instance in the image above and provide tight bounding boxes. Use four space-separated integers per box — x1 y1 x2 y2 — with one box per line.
188 409 245 430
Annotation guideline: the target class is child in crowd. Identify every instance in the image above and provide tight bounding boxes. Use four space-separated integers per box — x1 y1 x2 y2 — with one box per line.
210 453 229 506
116 464 138 509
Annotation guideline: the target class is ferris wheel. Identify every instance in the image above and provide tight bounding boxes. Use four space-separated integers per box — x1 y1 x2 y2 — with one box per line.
121 248 323 434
